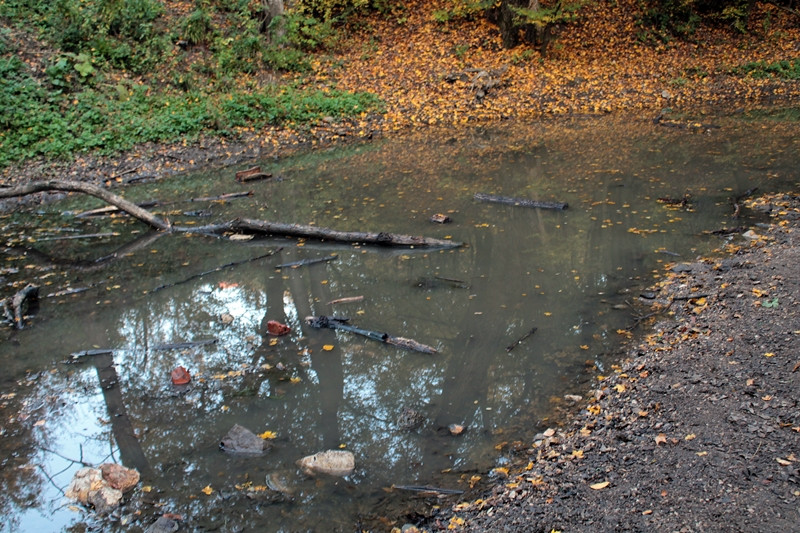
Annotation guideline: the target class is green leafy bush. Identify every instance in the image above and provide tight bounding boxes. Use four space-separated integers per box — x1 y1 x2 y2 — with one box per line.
183 6 216 45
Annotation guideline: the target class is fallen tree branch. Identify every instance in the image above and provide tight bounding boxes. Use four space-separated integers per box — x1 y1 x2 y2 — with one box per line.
306 315 438 354
475 192 568 211
2 284 39 329
149 248 282 294
506 326 537 352
186 219 461 248
2 180 460 249
276 255 338 269
0 180 171 231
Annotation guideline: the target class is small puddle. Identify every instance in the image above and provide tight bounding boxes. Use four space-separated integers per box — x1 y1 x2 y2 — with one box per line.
1 110 798 531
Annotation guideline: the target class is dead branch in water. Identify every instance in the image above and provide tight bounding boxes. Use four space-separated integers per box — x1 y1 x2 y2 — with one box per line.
1 180 461 249
306 315 438 354
475 192 568 210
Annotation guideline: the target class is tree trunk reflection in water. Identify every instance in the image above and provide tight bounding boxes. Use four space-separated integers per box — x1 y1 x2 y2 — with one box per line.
92 352 154 478
256 247 343 451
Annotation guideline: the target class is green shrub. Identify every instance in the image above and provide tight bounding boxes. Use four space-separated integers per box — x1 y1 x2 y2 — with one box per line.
183 7 216 45
734 59 800 80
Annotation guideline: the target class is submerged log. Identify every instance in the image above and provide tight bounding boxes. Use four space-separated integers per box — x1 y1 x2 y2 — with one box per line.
475 192 568 210
190 219 461 248
306 315 438 354
235 166 274 183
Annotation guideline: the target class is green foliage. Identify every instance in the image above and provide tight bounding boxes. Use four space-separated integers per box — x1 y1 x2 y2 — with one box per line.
733 59 800 80
0 52 383 166
182 6 216 45
293 0 391 21
637 0 701 42
0 0 169 73
637 0 762 42
510 0 582 26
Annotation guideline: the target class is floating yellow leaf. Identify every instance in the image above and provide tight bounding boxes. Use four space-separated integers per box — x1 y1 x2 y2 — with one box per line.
289 376 302 383
259 430 277 440
590 481 610 490
201 485 214 495
323 345 335 351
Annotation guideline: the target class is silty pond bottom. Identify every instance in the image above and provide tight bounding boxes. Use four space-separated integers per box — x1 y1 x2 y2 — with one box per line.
1 110 798 532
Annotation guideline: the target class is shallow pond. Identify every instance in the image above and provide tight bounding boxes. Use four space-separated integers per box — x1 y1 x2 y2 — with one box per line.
1 110 798 532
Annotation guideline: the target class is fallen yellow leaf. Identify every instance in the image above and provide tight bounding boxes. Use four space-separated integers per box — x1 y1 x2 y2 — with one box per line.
685 433 696 441
590 481 610 490
201 485 213 495
764 352 775 357
323 344 334 351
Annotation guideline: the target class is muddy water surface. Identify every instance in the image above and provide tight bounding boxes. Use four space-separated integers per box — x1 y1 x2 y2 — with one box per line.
1 110 798 532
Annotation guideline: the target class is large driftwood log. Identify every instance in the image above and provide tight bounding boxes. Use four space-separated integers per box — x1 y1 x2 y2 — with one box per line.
1 180 461 249
475 192 568 210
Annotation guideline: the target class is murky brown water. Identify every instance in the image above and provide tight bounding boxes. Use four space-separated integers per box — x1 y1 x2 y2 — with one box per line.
1 110 798 532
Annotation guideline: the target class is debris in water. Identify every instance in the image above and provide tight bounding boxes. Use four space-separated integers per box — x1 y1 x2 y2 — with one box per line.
65 464 140 514
267 320 291 336
170 366 191 386
297 450 355 477
220 424 270 455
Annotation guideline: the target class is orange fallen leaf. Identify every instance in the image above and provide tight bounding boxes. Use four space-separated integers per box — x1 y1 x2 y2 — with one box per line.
201 485 213 495
654 433 667 445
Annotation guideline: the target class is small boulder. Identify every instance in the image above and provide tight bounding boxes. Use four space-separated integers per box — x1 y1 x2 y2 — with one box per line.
297 450 355 477
220 424 268 455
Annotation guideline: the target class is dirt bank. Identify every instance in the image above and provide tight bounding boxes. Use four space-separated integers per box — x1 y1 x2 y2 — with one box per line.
422 193 800 532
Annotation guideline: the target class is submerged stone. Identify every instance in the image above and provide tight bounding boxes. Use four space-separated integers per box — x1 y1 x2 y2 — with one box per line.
220 424 268 455
296 450 355 477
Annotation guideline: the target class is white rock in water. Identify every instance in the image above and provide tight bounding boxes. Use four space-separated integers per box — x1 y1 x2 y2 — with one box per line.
296 450 355 477
65 463 139 513
65 467 103 505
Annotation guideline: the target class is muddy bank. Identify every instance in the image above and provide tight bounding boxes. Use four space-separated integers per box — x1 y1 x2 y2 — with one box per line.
422 193 800 532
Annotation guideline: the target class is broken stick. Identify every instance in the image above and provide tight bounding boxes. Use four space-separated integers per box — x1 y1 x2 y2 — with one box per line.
305 315 438 354
506 326 537 352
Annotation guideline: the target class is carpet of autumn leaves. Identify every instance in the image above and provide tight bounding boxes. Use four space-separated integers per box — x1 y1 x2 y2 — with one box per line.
314 0 800 133
3 0 799 186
